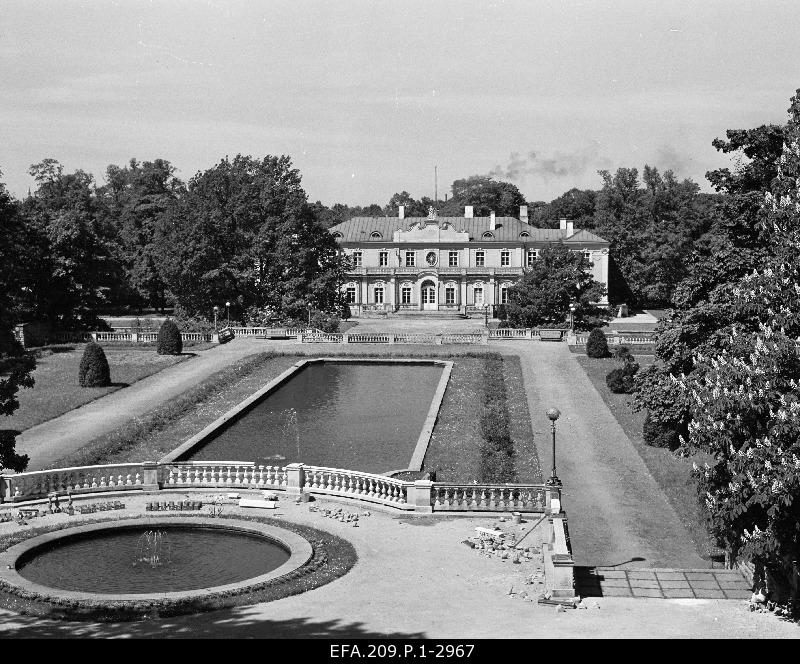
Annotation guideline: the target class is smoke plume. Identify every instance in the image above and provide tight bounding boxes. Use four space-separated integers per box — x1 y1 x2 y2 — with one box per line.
489 142 609 183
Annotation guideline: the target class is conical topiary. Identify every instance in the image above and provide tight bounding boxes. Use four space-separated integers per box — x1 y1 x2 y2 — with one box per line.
157 319 183 355
78 342 111 387
586 327 610 358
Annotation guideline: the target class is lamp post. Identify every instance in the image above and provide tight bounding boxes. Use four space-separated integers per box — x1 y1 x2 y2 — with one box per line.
225 301 231 327
484 303 489 328
307 302 312 327
569 302 577 332
546 408 561 486
213 305 219 332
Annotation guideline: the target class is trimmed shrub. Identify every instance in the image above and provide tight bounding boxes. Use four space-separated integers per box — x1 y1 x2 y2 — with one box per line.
157 320 183 355
586 327 611 358
477 355 516 483
606 361 640 394
642 412 680 450
310 311 341 333
613 345 634 363
78 342 111 387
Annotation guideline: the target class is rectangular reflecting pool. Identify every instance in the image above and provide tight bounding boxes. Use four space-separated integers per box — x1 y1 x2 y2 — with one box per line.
182 360 445 473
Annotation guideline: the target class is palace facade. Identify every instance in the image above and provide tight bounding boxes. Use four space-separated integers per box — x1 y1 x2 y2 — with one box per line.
329 205 610 316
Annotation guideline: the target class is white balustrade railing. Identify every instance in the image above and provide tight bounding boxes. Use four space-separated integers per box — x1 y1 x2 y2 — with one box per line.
394 333 437 344
1 461 557 515
346 333 390 344
163 462 287 489
441 333 487 345
489 328 532 339
3 464 146 501
302 466 411 509
301 332 344 343
432 484 548 512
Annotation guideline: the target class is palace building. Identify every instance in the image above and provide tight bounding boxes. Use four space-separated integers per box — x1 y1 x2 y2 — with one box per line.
329 205 610 316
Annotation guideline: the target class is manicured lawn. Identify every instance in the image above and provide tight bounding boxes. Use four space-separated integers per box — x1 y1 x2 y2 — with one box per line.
574 354 719 560
3 346 186 432
425 354 540 483
60 347 540 485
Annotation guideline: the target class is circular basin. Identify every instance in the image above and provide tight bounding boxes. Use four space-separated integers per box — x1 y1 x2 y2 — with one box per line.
0 517 313 601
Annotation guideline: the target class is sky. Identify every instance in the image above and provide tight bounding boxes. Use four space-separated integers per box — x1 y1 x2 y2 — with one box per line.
1 0 799 206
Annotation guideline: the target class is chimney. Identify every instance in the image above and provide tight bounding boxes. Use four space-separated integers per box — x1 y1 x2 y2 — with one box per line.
559 218 567 230
464 205 474 218
519 205 528 224
398 205 405 219
566 220 574 235
490 211 496 231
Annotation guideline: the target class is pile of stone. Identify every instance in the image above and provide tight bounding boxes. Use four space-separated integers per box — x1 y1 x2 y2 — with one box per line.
749 591 791 616
309 505 370 526
461 526 542 564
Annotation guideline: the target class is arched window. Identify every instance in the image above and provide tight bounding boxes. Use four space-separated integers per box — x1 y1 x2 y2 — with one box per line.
482 231 494 239
519 231 530 238
332 231 343 239
370 231 383 240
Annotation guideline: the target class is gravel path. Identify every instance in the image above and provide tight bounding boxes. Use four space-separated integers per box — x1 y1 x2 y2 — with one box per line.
15 339 268 471
498 342 708 569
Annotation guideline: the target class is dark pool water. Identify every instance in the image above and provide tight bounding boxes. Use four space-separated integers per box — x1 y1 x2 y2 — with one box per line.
185 361 444 472
17 526 290 594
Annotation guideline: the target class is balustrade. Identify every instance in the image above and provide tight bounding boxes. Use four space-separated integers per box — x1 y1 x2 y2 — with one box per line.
302 466 410 508
4 464 146 501
1 462 555 515
431 484 548 512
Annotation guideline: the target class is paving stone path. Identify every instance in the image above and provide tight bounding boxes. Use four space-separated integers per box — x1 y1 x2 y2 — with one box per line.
576 567 752 600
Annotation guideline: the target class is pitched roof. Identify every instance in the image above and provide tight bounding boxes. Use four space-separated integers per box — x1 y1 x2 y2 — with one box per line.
329 216 608 244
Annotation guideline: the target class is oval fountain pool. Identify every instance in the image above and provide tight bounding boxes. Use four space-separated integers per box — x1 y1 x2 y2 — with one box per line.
1 518 313 600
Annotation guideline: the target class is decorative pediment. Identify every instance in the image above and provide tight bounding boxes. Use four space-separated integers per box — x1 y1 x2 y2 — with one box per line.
393 222 470 243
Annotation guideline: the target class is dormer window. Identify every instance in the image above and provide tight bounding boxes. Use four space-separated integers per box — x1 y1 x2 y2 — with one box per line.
370 231 382 240
482 231 494 239
332 232 343 239
519 231 530 238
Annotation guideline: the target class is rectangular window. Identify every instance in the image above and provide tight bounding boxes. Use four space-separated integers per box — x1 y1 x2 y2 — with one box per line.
475 251 485 267
401 286 412 304
445 286 455 304
405 251 416 267
501 250 510 267
583 250 593 263
352 251 362 268
474 287 484 306
448 251 459 267
379 251 388 267
501 287 509 304
527 249 539 267
374 287 384 304
345 287 356 303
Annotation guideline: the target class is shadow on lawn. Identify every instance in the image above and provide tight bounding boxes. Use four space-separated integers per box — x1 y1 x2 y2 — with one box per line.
0 605 427 639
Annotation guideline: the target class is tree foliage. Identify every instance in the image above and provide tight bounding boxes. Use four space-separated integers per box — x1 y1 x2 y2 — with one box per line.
0 173 35 471
505 243 610 330
634 88 800 596
156 155 348 324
